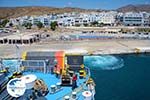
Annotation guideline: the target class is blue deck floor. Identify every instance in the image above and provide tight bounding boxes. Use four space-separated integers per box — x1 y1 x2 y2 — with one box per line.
25 72 72 99
1 60 89 100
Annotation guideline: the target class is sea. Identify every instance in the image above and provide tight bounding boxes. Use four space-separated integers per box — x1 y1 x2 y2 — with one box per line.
84 54 150 100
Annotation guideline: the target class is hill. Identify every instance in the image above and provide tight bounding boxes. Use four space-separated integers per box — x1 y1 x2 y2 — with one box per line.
117 4 150 12
0 4 150 19
0 6 97 19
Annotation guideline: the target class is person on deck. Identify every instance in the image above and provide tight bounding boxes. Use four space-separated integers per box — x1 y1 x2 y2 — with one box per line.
72 74 78 90
54 65 59 78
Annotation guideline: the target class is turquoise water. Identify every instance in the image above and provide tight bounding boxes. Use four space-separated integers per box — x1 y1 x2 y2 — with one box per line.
84 54 150 100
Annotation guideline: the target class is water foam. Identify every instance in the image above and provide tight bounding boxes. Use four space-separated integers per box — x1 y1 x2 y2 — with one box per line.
84 55 124 70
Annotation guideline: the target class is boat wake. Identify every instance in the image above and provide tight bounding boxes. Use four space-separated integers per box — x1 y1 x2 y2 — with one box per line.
84 55 124 70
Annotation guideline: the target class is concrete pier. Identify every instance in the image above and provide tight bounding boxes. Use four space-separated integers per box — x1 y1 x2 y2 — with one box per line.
0 39 150 58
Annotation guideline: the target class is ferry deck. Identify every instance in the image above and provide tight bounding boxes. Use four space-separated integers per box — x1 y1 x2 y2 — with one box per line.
0 51 95 100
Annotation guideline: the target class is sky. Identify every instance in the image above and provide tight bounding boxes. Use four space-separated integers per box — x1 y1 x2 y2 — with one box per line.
0 0 150 10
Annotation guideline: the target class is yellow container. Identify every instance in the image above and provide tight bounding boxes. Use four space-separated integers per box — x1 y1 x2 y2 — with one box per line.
22 52 27 60
79 70 86 78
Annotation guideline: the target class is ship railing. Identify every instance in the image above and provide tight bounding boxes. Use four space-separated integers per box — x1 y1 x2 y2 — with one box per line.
56 67 91 100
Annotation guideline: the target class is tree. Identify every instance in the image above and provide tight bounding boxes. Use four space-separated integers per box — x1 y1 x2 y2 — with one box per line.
91 21 99 27
22 22 32 29
75 24 80 27
36 21 43 29
0 19 9 28
29 23 32 29
99 22 104 27
83 23 88 27
119 28 124 32
50 21 58 31
137 28 150 33
26 23 32 29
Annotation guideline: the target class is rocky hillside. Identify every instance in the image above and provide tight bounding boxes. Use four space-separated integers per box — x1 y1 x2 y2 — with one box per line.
0 4 150 19
117 4 150 12
0 7 97 19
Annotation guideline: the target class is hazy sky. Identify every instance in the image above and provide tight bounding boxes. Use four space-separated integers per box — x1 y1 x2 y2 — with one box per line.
0 0 150 9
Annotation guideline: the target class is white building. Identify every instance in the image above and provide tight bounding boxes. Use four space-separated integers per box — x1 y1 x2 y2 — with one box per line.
8 11 150 28
122 12 144 26
98 11 117 26
142 12 150 26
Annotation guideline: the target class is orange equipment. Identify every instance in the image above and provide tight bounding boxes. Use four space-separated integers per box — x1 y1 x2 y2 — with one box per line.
55 51 65 74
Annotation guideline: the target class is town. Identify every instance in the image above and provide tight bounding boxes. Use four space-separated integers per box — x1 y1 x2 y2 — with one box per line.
1 11 150 28
0 11 150 45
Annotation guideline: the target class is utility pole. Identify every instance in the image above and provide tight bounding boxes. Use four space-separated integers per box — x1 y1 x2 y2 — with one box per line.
15 44 21 72
16 19 22 44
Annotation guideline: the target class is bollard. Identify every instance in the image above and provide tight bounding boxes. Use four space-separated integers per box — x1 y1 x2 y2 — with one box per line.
72 92 77 99
82 91 92 100
56 82 61 90
64 95 70 100
50 85 56 93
